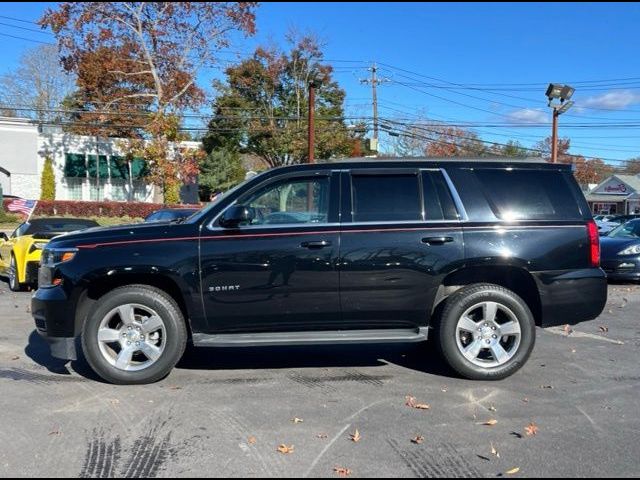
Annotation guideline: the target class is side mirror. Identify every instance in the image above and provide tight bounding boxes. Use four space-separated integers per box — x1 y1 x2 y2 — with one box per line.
0 232 7 241
219 205 255 229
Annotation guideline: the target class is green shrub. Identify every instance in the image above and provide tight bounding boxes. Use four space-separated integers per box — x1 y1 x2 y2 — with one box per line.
40 157 56 200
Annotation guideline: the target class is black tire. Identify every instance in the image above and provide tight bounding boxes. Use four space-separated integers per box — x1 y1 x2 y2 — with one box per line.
436 283 535 380
81 285 188 385
8 254 24 292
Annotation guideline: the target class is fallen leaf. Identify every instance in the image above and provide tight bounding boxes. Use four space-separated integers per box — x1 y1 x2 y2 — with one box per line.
248 436 256 445
488 405 497 412
292 417 304 424
48 429 61 436
599 326 609 333
563 324 573 335
510 431 523 439
522 398 529 403
316 433 328 439
411 435 424 444
571 348 577 354
540 385 554 389
277 444 294 454
524 422 539 436
478 419 498 426
506 467 520 475
441 386 448 393
405 396 430 410
350 429 361 442
10 356 19 361
491 442 500 458
168 385 182 390
334 467 352 477
109 399 120 406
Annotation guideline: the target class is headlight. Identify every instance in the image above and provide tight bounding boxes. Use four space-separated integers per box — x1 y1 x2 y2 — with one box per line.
618 244 640 255
40 247 78 267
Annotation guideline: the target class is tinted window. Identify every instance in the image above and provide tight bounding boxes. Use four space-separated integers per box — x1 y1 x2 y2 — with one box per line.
238 176 330 226
422 171 459 221
352 174 421 222
473 169 582 221
25 220 97 234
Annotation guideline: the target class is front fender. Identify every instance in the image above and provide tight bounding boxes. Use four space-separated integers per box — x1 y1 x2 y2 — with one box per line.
15 236 46 283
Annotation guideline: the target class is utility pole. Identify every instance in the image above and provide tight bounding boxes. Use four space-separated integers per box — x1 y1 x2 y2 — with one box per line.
360 63 390 154
308 81 316 164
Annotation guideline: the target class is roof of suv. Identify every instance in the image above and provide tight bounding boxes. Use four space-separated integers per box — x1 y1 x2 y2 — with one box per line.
268 157 570 173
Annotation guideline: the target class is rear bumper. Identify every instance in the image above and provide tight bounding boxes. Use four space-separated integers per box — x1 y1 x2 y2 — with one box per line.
532 268 607 327
31 285 78 360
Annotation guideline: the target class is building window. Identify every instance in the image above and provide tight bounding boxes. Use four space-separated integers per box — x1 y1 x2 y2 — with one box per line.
64 153 87 177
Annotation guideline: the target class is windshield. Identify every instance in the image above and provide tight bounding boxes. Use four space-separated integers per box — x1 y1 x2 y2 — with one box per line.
608 221 640 238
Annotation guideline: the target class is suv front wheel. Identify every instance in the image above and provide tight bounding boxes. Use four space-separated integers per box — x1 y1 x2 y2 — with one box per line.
436 283 536 380
81 285 187 385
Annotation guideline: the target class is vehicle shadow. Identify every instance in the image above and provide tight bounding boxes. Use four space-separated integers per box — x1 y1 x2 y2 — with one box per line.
24 330 104 382
176 341 456 378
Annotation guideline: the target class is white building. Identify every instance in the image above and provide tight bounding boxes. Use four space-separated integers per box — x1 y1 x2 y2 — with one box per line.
585 174 640 215
0 116 201 203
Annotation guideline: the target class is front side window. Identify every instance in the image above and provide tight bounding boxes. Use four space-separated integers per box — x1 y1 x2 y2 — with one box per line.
351 174 422 222
237 176 330 226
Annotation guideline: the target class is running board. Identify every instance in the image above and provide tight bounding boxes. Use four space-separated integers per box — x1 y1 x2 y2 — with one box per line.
192 328 429 348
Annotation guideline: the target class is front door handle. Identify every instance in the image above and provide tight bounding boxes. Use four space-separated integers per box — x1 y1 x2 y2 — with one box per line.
421 236 454 245
300 240 332 249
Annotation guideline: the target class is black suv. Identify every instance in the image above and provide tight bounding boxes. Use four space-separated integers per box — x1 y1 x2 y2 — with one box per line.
32 159 607 384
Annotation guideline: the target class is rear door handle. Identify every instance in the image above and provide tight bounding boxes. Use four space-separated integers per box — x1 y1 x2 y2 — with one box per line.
421 236 454 245
300 240 332 249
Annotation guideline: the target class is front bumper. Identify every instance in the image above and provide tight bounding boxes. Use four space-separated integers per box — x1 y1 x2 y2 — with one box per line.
31 285 78 360
533 268 607 327
601 256 640 282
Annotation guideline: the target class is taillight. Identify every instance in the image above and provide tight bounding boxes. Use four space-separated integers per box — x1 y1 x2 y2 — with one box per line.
587 220 600 267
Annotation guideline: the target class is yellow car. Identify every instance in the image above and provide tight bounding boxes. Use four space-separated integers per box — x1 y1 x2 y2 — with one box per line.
0 218 99 291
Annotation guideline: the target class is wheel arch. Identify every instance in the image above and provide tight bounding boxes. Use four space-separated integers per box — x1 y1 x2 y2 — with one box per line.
74 272 194 340
434 264 542 326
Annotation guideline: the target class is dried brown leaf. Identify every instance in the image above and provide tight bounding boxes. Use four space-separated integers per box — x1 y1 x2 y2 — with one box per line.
478 419 498 426
506 467 520 475
488 405 497 412
405 395 429 409
292 417 304 424
350 429 361 442
411 435 424 444
10 355 19 361
316 433 328 439
524 422 539 436
334 467 352 477
248 436 256 445
563 324 573 335
277 444 294 454
599 325 609 333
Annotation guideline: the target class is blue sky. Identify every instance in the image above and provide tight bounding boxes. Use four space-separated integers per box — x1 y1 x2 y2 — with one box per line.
1 2 639 166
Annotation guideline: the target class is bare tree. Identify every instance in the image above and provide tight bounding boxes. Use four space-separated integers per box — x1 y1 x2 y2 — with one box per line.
0 44 75 122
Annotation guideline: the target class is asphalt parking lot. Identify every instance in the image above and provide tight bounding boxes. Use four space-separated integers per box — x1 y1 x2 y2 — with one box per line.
0 280 639 478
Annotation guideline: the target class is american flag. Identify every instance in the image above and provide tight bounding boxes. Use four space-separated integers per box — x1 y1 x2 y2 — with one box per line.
6 199 37 218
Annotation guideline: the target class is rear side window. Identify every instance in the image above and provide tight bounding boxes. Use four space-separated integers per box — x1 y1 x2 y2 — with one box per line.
422 171 459 221
351 174 421 222
474 169 582 221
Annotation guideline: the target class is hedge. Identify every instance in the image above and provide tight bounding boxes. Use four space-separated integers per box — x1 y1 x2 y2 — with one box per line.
2 199 201 219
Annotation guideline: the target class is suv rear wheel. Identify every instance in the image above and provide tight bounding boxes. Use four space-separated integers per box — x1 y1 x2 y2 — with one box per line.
81 285 187 385
436 283 535 380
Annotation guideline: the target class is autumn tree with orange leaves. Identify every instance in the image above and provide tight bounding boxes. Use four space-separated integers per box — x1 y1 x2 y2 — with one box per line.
41 2 257 203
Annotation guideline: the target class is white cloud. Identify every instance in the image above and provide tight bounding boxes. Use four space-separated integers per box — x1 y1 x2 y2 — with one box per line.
580 90 640 110
506 108 548 124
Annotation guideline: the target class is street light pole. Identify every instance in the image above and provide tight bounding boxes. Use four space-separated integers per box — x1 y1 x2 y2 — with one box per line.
545 83 575 164
551 108 559 163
